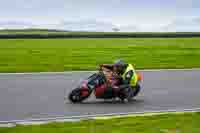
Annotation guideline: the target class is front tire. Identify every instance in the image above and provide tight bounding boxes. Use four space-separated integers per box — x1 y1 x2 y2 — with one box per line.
68 88 89 103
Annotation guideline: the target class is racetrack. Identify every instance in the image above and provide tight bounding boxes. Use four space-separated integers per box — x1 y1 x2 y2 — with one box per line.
0 70 200 122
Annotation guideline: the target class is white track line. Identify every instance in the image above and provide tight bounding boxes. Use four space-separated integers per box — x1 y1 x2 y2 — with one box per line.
0 108 200 125
0 68 200 75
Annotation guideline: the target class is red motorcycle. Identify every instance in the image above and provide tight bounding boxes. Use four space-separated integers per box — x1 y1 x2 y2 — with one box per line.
68 65 142 103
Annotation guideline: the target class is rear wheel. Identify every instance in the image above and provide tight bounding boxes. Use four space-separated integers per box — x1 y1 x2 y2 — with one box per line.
132 83 141 97
118 89 127 101
118 87 135 102
68 88 89 103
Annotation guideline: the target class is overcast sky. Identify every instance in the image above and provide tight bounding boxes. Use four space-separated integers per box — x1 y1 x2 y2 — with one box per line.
0 0 200 31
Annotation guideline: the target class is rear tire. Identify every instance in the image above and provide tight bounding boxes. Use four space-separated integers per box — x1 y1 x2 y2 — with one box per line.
118 87 135 102
132 83 141 97
118 89 127 102
68 88 89 103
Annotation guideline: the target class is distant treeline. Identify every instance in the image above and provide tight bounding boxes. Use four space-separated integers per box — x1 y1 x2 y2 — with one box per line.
1 32 200 39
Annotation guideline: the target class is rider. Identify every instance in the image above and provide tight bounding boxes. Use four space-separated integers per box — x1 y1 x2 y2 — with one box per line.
112 59 141 100
87 59 140 100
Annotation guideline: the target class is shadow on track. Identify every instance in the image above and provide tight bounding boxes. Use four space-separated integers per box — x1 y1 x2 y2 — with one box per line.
65 99 145 106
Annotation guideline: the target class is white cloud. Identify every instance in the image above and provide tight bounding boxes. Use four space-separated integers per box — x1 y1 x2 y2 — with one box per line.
58 19 118 31
0 0 200 31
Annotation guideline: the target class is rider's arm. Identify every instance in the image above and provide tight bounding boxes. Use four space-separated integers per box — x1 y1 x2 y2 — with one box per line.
123 70 134 84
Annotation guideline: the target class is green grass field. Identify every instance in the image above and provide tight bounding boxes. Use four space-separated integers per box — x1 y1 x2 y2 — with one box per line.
1 112 200 133
0 38 200 72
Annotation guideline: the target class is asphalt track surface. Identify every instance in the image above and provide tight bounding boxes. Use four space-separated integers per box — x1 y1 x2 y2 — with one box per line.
0 70 200 122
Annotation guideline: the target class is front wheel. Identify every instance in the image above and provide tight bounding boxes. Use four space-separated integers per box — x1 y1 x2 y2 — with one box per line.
68 88 89 103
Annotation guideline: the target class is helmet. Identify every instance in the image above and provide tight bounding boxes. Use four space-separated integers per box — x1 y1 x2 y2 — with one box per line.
114 59 127 67
113 59 127 74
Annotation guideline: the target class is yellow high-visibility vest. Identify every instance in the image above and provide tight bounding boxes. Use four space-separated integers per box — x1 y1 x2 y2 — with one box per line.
122 64 138 86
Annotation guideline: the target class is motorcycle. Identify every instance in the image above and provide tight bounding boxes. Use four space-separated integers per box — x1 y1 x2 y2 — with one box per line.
68 65 142 103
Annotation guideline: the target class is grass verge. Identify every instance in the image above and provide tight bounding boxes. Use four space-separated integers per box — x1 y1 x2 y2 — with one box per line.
0 112 200 133
0 38 200 72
